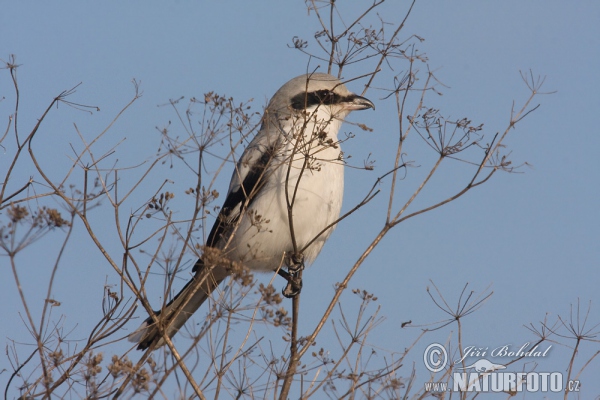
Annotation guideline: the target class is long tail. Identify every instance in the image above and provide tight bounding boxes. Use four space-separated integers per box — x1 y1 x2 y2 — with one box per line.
128 260 228 350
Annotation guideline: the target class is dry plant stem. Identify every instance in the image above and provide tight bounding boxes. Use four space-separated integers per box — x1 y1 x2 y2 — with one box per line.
136 266 216 355
141 247 260 391
401 369 418 400
114 328 207 399
278 107 316 398
1 87 57 206
363 0 417 92
327 0 335 74
145 308 225 399
349 315 376 395
342 331 428 400
0 113 11 144
391 77 543 227
564 337 582 400
386 61 420 223
212 288 266 398
163 335 207 400
20 85 144 301
161 149 209 302
28 145 139 296
214 300 236 399
572 350 600 386
279 90 350 396
49 87 139 205
278 286 302 400
24 93 229 400
387 69 435 223
306 324 354 396
47 329 113 396
38 212 76 345
302 225 389 362
8 216 115 396
126 207 173 295
303 303 374 397
0 177 34 207
4 348 37 400
117 116 237 343
284 101 319 256
202 103 256 193
287 171 409 370
309 0 400 78
26 292 137 397
172 174 204 267
457 318 466 398
138 130 262 396
126 193 174 303
8 256 51 395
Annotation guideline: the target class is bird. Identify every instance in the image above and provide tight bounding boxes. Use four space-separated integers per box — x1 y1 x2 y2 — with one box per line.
129 72 375 350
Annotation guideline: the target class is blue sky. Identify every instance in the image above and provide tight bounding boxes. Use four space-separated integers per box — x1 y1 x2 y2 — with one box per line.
1 1 599 397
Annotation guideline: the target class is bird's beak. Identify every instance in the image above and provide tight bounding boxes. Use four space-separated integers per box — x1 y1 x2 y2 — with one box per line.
343 94 375 111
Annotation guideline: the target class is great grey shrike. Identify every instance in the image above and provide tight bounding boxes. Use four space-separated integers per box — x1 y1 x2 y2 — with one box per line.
129 73 375 350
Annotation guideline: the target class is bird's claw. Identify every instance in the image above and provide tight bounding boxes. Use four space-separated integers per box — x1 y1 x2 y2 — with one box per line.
278 253 305 298
287 252 304 272
282 273 303 298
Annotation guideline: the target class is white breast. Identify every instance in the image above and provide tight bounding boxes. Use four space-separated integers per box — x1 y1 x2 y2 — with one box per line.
224 112 345 272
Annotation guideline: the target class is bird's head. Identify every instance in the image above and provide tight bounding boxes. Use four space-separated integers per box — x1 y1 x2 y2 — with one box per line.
267 73 375 120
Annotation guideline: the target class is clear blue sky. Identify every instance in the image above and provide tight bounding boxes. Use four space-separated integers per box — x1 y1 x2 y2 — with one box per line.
2 1 599 397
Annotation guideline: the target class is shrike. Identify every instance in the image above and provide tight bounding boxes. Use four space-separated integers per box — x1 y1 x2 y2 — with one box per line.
130 73 374 350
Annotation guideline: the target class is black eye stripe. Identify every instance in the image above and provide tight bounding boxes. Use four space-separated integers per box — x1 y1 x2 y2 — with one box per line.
290 90 345 110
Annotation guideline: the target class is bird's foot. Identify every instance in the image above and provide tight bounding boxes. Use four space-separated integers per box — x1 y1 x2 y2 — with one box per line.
282 273 303 298
287 252 305 273
278 268 303 298
278 252 305 298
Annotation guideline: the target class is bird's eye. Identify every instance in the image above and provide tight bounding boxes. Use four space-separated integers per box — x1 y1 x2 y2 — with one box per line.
316 90 337 104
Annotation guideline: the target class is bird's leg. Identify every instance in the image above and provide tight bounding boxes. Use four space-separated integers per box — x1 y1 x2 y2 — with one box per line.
279 252 305 298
